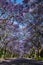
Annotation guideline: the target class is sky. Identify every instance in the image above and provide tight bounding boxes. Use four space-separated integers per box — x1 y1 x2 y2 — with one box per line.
11 0 23 4
16 0 23 4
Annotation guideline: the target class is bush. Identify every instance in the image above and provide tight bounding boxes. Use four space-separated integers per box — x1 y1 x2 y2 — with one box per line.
0 49 3 58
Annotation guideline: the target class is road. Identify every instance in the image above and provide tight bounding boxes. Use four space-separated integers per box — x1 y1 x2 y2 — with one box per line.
0 58 43 65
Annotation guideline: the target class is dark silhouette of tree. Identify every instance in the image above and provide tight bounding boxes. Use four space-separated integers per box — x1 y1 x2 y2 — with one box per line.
40 49 43 58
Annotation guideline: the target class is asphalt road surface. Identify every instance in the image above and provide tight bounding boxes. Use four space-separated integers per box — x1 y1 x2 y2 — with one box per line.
0 58 43 65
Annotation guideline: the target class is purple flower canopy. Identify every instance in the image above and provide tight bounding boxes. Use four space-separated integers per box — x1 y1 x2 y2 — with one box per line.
0 0 43 58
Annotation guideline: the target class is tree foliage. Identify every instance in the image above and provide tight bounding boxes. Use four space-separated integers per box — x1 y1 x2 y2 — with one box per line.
0 0 43 59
